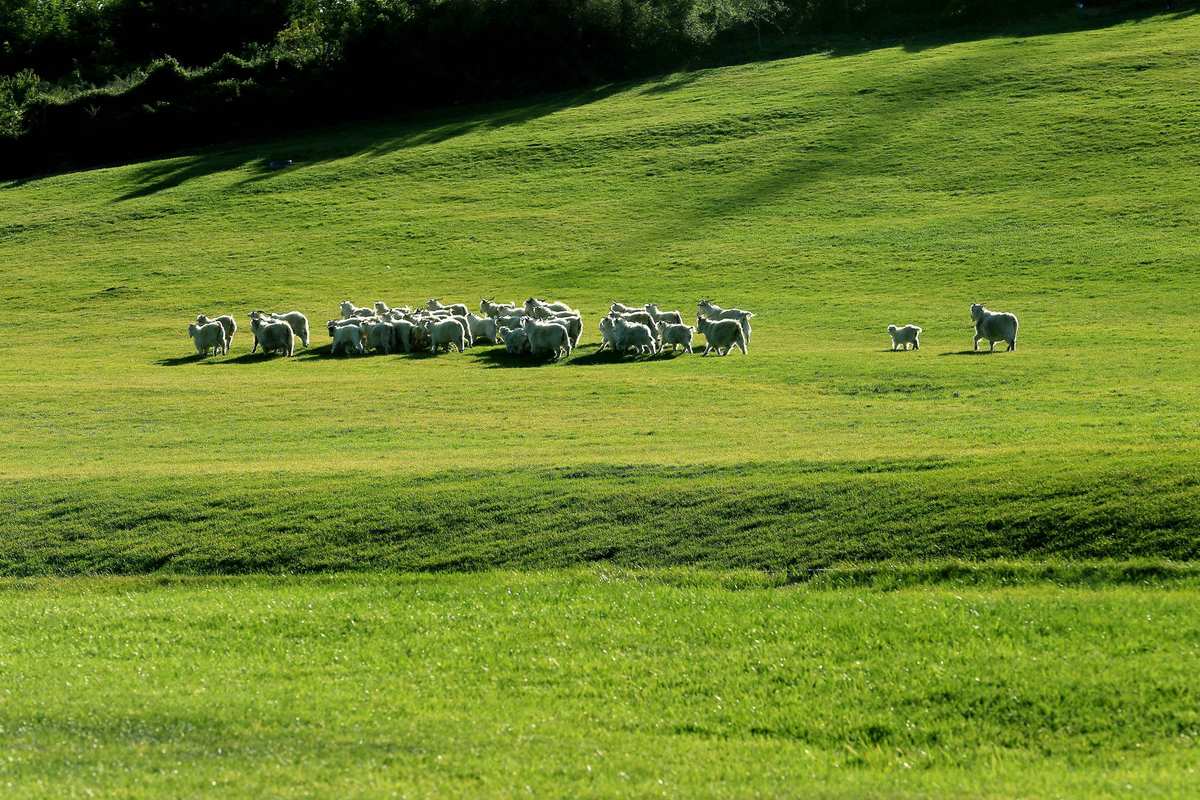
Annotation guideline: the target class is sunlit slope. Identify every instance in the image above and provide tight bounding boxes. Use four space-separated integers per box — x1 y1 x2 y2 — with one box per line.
0 13 1197 573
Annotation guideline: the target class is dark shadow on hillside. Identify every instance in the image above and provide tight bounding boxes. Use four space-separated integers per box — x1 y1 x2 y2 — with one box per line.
938 350 997 356
19 4 1184 196
107 82 624 201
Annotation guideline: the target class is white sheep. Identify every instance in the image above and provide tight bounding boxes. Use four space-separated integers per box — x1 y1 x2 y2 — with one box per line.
480 298 517 318
658 322 694 353
524 297 573 316
645 304 684 326
610 301 640 315
499 326 530 355
609 310 659 340
697 299 754 344
329 322 365 355
253 310 310 348
188 321 227 356
364 320 394 354
887 324 922 351
389 319 420 353
424 318 466 353
373 301 392 317
251 317 295 357
545 312 583 348
195 314 236 349
340 300 375 319
597 317 618 352
522 318 571 359
696 315 747 356
426 298 469 317
971 304 1019 352
612 317 657 354
465 312 499 344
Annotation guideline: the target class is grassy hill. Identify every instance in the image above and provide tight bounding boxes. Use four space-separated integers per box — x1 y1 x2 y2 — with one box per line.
1 11 1198 574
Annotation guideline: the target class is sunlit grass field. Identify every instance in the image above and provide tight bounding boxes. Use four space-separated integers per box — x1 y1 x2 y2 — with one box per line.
2 10 1199 796
2 12 1198 572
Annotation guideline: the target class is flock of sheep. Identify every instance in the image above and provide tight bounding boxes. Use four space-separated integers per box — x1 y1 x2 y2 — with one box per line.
185 297 759 360
186 298 1020 360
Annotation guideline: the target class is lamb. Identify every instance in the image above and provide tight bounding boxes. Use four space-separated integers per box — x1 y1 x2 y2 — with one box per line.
252 310 310 348
887 324 922 351
250 316 295 357
971 304 1019 352
329 322 364 356
696 315 747 356
424 318 466 353
480 298 517 318
611 317 657 355
426 298 469 318
464 312 499 344
499 326 530 355
645 304 684 326
657 322 694 353
340 300 375 319
195 314 236 349
522 318 571 360
187 321 227 356
697 299 754 344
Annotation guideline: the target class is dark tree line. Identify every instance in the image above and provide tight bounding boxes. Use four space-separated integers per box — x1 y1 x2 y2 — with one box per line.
0 0 1168 175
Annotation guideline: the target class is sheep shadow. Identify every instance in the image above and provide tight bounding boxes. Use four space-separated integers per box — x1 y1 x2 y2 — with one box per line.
938 350 995 356
566 345 670 367
472 344 563 369
156 353 210 366
219 351 289 364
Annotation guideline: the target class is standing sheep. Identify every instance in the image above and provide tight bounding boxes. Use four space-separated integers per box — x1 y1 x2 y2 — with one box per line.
971 304 1019 352
645 304 684 326
196 314 236 350
187 321 227 356
697 300 754 344
340 301 375 319
424 318 467 353
658 322 694 353
427 298 470 318
252 310 310 348
522 318 571 360
696 316 747 356
329 322 365 355
250 317 295 357
887 324 922 351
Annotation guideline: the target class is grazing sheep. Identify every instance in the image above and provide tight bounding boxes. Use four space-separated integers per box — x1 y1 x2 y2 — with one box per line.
253 310 310 348
196 314 236 349
697 299 754 344
658 322 694 353
610 301 640 315
464 312 499 344
645 304 684 326
887 324 922 351
971 304 1019 352
251 317 295 357
522 318 571 359
480 298 517 318
426 298 469 318
340 300 374 319
611 317 657 355
187 321 227 356
329 322 365 355
696 315 747 356
424 318 466 353
499 326 530 355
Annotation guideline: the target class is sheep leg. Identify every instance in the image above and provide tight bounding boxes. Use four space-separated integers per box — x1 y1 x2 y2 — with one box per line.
736 339 747 355
989 340 995 353
913 339 919 350
702 345 712 356
1007 339 1015 351
973 335 981 352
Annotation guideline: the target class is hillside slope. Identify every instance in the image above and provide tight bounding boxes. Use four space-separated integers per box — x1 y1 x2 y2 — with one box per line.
1 13 1198 574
